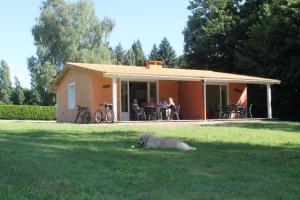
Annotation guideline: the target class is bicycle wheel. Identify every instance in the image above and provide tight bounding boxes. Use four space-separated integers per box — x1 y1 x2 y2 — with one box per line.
106 109 115 123
223 113 229 119
74 112 80 123
95 110 102 123
82 111 90 124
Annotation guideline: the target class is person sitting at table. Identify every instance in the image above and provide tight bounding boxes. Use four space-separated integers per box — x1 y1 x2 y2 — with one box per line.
147 97 156 107
132 98 139 107
166 97 176 120
159 98 168 108
158 98 168 119
132 98 145 120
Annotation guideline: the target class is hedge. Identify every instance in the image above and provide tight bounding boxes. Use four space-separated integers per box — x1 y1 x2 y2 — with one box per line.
0 105 56 120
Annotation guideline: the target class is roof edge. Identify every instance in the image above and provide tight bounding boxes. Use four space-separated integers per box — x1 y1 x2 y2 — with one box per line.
103 72 281 85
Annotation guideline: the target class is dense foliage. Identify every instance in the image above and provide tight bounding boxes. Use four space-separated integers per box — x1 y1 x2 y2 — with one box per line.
28 0 115 105
131 40 145 66
0 105 56 120
149 38 177 67
0 60 12 104
113 43 126 65
148 44 159 61
184 0 300 120
10 77 25 105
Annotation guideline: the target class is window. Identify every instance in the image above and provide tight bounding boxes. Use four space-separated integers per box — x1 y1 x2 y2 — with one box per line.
68 82 75 109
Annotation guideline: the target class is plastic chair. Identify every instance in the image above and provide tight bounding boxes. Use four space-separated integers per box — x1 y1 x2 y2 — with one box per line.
171 105 180 120
156 105 163 120
248 104 253 118
132 104 146 120
243 104 253 118
144 106 156 120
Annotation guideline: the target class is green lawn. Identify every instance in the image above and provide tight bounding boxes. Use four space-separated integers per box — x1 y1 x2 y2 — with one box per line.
0 121 300 199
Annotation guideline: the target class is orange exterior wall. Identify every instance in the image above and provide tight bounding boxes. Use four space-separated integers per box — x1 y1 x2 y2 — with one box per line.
159 80 179 105
91 75 120 121
179 81 205 120
56 69 246 122
159 80 205 120
228 83 247 108
56 68 120 122
56 69 94 122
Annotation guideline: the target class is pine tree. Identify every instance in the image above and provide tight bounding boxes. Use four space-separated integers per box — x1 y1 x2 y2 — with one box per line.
148 44 159 60
0 60 12 104
158 37 177 67
11 77 25 105
132 40 145 66
125 48 136 66
113 43 126 65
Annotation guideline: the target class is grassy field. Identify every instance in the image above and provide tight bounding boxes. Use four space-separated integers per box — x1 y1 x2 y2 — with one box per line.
0 121 300 199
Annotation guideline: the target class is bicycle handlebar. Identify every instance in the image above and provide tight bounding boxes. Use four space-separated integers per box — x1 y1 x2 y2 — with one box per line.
99 103 113 106
76 105 88 110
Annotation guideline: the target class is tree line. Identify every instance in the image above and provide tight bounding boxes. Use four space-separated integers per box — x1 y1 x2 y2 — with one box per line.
0 0 178 106
1 0 299 120
183 0 300 120
0 60 33 105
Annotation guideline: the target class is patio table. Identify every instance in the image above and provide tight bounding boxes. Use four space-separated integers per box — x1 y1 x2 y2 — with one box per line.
220 104 244 119
236 105 244 118
143 106 156 120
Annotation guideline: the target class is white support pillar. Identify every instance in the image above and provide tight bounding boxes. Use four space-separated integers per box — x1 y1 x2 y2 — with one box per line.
112 78 117 121
147 82 150 102
267 84 272 119
203 79 207 120
156 80 159 104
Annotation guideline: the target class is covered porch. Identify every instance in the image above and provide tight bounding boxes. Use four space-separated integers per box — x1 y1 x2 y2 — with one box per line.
108 76 275 121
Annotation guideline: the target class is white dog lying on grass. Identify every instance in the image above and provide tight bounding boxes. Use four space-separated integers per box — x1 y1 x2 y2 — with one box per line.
136 133 196 151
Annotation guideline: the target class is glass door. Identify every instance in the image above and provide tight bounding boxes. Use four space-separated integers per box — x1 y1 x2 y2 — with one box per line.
120 81 130 121
206 84 228 119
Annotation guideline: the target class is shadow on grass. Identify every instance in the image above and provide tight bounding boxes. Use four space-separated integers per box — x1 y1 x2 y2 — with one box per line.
0 129 300 199
214 121 300 133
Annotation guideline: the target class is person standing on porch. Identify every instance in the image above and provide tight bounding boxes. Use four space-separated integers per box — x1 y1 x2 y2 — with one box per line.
166 97 176 120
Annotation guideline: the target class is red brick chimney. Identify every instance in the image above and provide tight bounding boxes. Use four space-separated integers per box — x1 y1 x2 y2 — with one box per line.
145 60 163 69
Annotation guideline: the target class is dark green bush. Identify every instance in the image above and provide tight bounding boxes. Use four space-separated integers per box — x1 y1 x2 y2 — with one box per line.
0 105 56 120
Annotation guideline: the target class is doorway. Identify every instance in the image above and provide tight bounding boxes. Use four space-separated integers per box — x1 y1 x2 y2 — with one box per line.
120 81 157 121
206 85 228 119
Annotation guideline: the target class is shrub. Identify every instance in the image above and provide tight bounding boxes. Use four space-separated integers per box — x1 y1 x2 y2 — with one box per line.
0 105 56 120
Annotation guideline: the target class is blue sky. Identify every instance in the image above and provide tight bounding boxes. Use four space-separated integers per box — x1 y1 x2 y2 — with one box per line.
0 0 190 88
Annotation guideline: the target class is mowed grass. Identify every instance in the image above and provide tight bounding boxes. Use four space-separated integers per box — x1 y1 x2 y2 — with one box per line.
0 121 300 199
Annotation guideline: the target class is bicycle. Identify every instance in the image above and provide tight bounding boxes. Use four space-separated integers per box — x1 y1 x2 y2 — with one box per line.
95 103 115 123
74 105 90 123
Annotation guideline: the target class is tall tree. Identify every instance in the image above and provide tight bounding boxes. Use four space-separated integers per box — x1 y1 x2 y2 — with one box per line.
29 0 115 105
113 43 126 65
183 0 300 120
235 0 300 120
158 37 177 67
131 40 145 66
176 55 188 68
27 57 56 105
183 0 240 71
11 77 25 105
0 60 12 104
124 48 136 66
148 44 159 60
